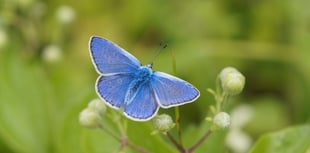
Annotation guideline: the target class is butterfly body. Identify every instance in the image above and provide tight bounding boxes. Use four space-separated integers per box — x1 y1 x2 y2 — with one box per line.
90 36 200 121
124 65 152 106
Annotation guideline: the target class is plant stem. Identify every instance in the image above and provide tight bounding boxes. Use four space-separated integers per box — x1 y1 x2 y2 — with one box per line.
167 132 185 152
116 136 127 153
99 125 120 141
167 129 212 153
175 106 183 146
127 140 150 153
215 76 222 113
187 129 212 153
100 125 150 153
171 50 184 148
171 50 177 76
99 114 150 153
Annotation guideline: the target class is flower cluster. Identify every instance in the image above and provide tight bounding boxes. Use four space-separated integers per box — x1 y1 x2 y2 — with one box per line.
207 66 245 130
79 66 246 153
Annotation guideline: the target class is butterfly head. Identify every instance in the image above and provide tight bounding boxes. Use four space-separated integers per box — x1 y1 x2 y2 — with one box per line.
136 65 153 79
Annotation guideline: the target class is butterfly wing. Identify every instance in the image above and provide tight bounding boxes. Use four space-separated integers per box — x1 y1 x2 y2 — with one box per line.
89 36 141 75
96 74 134 108
124 83 159 121
151 72 200 108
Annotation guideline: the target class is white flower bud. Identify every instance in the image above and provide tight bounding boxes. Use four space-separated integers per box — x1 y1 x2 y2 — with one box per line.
219 67 245 95
230 104 253 128
219 67 238 80
226 129 253 153
42 45 62 63
56 6 76 24
88 99 106 115
79 108 102 129
213 112 231 129
152 114 175 133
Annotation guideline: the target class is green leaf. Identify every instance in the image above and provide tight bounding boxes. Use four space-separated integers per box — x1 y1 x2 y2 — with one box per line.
0 51 55 153
250 124 310 153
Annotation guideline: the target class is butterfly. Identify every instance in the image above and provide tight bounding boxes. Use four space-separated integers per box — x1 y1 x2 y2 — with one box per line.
89 36 200 121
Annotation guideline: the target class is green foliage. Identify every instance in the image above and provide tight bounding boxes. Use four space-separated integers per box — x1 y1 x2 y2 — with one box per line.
250 124 310 153
0 0 310 152
0 51 54 153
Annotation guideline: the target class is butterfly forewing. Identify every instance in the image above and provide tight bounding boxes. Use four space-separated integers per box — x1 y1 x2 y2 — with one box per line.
151 72 200 108
90 36 141 75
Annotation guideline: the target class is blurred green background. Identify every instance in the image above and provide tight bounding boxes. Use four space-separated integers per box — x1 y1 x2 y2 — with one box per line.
0 0 309 153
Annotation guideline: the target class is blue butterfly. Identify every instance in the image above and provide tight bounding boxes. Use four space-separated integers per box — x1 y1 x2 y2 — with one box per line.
89 36 200 121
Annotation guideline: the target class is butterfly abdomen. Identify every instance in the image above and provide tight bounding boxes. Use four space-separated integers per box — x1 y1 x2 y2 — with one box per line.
124 66 153 106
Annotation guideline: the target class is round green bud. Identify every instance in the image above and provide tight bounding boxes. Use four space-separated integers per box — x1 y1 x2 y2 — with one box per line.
88 99 106 115
213 112 231 129
79 108 102 129
152 114 175 133
219 67 245 95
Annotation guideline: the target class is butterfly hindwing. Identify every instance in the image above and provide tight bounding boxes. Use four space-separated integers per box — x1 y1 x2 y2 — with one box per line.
124 83 159 121
89 36 141 75
151 72 200 108
96 74 134 108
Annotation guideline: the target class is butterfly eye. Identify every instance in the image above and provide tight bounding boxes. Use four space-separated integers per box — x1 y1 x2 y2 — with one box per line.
148 63 153 68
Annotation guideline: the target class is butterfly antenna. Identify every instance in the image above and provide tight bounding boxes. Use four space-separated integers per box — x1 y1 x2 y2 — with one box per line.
149 40 168 66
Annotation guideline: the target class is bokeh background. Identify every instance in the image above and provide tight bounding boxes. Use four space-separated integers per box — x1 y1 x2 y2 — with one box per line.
0 0 309 153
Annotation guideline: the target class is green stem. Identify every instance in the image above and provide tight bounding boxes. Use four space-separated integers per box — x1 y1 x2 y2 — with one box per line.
113 111 127 136
215 75 221 97
99 125 121 141
171 50 184 147
221 93 230 111
171 50 177 76
126 140 150 153
100 121 149 153
215 76 222 113
175 106 183 146
186 129 212 153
